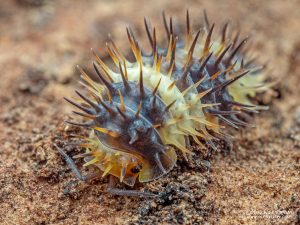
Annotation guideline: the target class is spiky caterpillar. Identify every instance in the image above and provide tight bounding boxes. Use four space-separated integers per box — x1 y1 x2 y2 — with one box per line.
62 11 270 188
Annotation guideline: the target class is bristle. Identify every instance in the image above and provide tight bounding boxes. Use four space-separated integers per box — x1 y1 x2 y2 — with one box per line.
182 75 208 96
65 120 93 127
119 62 130 89
128 27 138 46
204 24 215 53
152 27 157 56
93 62 114 93
102 164 113 177
240 107 259 114
135 101 142 117
208 109 241 115
188 116 221 128
73 152 94 159
196 88 213 101
225 59 238 73
75 90 100 112
191 134 206 148
91 49 114 82
123 59 128 80
164 100 176 112
230 115 254 127
93 127 120 138
108 34 125 62
181 63 193 82
116 106 128 120
152 77 162 95
170 36 178 63
144 17 153 49
167 60 175 77
200 103 221 108
156 54 163 72
226 38 248 64
167 80 177 91
126 27 138 59
106 90 113 104
139 61 145 97
151 95 157 108
72 111 97 119
186 30 201 66
152 124 162 128
169 16 174 36
241 58 245 68
166 34 173 60
210 70 223 81
77 66 95 87
200 45 212 63
214 43 232 67
98 97 115 114
136 42 143 64
227 100 256 108
186 10 192 46
90 93 101 104
84 158 100 167
250 65 265 74
199 52 213 73
118 90 126 112
209 70 250 93
106 43 119 66
64 97 94 115
162 11 170 38
221 22 229 45
217 115 239 129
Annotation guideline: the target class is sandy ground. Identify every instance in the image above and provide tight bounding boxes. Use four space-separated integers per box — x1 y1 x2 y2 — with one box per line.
0 0 299 224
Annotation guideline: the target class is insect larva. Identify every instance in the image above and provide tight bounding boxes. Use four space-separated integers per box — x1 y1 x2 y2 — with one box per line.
56 10 271 197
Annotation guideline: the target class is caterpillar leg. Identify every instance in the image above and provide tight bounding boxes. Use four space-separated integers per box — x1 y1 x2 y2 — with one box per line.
54 143 101 182
106 176 158 198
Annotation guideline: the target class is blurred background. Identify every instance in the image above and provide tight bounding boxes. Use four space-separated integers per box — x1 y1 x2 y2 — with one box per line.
0 0 299 224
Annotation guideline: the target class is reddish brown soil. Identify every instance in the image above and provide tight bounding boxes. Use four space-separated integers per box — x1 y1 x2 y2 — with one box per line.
0 0 299 224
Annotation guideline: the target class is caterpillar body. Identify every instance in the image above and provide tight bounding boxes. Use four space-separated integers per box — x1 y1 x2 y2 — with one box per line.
60 11 270 190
